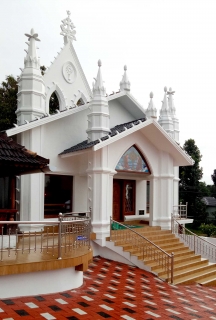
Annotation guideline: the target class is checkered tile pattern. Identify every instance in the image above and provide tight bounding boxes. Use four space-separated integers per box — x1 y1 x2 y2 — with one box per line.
0 256 216 319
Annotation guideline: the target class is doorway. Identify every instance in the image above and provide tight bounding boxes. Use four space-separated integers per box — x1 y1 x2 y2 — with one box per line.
113 179 135 222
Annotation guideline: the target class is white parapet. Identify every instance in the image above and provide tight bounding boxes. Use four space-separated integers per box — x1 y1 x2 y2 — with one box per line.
0 267 83 299
0 235 16 249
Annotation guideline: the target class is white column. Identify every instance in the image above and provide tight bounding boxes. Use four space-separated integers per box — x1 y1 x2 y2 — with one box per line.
173 167 179 207
149 176 159 227
136 180 147 215
73 175 88 212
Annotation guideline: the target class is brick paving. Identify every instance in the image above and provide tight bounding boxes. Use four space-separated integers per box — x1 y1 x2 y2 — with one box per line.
0 256 216 319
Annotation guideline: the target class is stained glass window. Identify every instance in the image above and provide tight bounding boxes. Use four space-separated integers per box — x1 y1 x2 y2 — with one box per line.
115 146 150 173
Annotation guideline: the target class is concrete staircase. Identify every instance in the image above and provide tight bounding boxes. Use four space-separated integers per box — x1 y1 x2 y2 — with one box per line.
107 225 216 286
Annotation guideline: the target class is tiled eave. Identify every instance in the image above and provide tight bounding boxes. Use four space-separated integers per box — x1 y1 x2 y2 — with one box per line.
60 118 194 167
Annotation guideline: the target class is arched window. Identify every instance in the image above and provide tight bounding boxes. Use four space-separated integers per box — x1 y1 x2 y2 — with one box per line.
115 146 150 173
76 98 85 107
49 92 60 114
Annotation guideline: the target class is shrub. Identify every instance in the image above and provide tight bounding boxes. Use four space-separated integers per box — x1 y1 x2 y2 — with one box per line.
200 223 216 237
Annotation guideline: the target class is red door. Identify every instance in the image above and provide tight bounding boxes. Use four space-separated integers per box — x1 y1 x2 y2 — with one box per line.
113 180 122 221
113 179 135 221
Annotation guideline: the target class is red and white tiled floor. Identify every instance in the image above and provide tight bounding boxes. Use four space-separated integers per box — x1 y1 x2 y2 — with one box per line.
1 256 216 319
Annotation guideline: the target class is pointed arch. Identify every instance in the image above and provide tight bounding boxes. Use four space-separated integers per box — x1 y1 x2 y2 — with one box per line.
115 145 151 174
45 83 67 114
74 91 88 106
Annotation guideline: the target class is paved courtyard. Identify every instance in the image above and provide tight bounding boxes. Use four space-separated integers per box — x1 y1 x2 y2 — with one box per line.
0 256 216 319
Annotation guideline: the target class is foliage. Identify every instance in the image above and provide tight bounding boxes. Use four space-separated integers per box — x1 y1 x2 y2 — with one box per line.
211 169 216 186
179 139 207 227
0 75 18 132
200 223 216 237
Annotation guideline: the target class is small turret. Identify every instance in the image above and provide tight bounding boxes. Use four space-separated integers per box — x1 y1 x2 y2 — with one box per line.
86 60 110 142
16 29 45 125
145 92 157 119
167 87 179 142
158 87 174 138
120 65 131 91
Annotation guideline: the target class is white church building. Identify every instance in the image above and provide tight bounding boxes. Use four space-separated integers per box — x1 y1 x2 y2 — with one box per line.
6 11 194 243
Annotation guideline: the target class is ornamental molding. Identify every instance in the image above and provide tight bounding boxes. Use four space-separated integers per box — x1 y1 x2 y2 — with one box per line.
62 61 76 84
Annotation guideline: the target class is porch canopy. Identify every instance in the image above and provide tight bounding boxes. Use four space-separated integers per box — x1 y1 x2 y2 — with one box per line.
0 133 49 177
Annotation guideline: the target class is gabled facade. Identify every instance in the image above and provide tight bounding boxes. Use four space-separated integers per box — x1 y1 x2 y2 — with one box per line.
6 11 194 238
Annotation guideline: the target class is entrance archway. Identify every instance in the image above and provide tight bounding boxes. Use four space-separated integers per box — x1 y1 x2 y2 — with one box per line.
113 145 150 221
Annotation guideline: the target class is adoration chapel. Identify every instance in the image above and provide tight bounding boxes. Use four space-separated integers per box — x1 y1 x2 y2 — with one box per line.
5 11 193 245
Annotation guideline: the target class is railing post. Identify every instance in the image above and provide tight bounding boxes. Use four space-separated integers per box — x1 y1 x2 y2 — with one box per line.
171 252 174 284
1 227 3 261
58 212 62 260
171 214 174 233
88 219 91 250
194 234 196 253
110 216 112 241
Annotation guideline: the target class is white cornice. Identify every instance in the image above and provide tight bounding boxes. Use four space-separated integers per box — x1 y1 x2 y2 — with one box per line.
6 104 89 137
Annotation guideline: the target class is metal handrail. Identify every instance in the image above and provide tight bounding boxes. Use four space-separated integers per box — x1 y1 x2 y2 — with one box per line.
173 202 188 219
0 214 91 262
171 217 216 262
110 217 174 283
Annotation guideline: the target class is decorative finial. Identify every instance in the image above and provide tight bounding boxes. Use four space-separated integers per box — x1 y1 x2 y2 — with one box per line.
98 59 102 67
164 86 167 92
60 10 76 44
120 64 130 92
167 87 175 95
25 28 40 41
145 92 157 119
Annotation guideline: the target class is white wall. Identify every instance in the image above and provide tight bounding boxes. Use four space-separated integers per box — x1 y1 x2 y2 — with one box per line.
0 267 82 299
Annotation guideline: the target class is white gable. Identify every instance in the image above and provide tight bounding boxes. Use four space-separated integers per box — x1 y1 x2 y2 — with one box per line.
44 41 92 113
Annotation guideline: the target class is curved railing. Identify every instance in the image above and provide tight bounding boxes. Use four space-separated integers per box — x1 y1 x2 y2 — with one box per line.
171 217 216 262
110 218 174 283
0 213 91 262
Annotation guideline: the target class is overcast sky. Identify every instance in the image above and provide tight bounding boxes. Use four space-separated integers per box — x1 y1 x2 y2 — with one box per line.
0 0 215 184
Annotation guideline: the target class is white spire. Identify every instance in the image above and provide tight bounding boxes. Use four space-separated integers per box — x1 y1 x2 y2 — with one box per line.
92 60 106 96
120 65 131 91
145 92 157 119
16 28 45 125
24 28 40 69
60 10 76 45
167 87 179 143
161 86 169 112
167 87 176 116
86 60 110 142
158 86 174 138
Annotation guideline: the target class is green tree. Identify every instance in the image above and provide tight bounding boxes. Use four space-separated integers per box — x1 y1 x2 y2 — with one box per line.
0 75 18 132
211 169 216 186
179 139 207 227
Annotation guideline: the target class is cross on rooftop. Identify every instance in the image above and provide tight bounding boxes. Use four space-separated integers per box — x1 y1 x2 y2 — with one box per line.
60 10 76 44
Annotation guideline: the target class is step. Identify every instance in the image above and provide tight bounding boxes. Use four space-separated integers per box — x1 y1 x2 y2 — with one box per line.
173 264 216 283
198 273 216 286
151 254 202 272
175 268 216 285
158 259 209 278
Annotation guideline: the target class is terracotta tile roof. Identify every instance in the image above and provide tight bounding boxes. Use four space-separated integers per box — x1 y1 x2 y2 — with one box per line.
0 133 49 176
59 118 146 155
